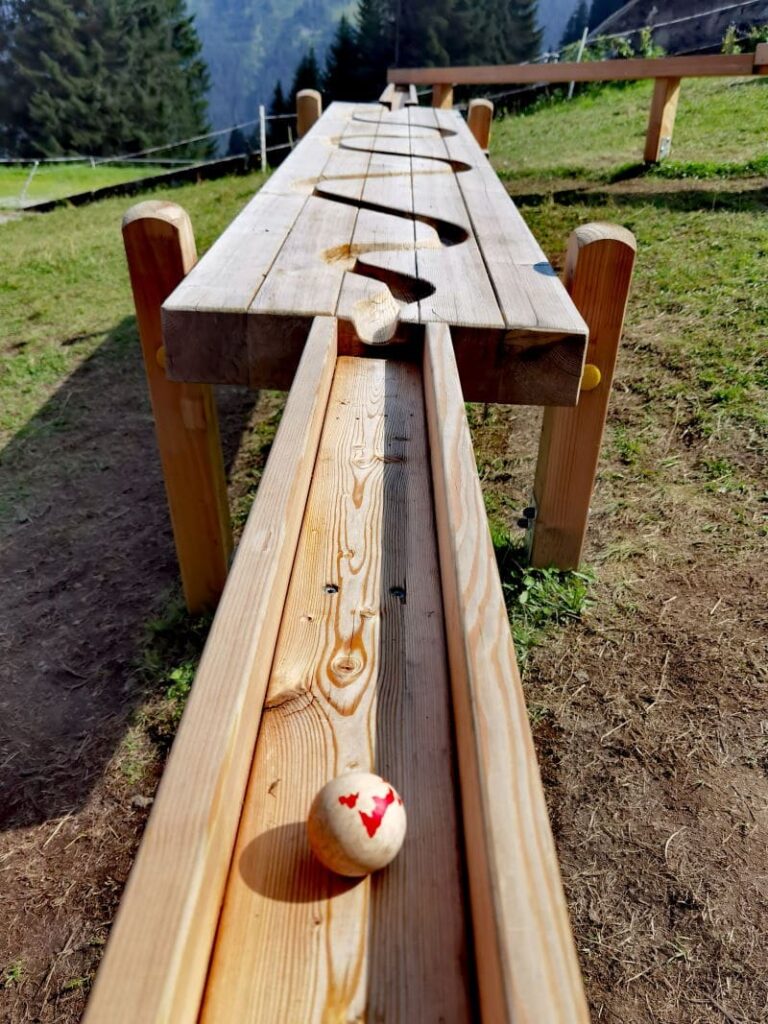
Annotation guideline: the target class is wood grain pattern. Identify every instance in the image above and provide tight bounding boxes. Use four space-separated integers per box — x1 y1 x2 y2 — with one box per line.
644 77 681 162
162 101 588 405
121 200 231 613
531 224 637 570
423 322 590 1023
389 52 757 85
83 318 338 1024
202 356 473 1023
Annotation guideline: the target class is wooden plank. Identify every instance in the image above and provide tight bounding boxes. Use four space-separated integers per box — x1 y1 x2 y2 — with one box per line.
429 106 587 337
201 356 473 1023
163 103 356 385
122 200 231 613
389 52 757 85
164 101 588 404
335 113 422 341
644 77 681 162
531 224 637 570
756 42 768 72
84 318 338 1024
423 322 590 1023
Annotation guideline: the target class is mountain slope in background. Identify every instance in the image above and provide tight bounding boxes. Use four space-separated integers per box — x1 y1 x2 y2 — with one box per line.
537 0 578 50
188 0 353 129
191 0 580 131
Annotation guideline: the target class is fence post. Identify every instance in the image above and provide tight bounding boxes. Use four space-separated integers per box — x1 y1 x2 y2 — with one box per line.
432 83 454 109
467 98 494 152
644 77 681 162
122 200 232 613
296 89 322 138
567 25 589 99
529 223 636 570
258 104 268 170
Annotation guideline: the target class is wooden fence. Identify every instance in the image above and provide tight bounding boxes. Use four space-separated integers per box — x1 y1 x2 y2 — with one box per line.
389 45 768 161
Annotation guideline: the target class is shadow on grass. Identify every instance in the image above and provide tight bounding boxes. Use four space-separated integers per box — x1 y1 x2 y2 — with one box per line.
0 317 256 829
510 180 768 214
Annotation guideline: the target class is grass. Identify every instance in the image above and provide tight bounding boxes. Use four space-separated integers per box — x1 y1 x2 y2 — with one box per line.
0 170 266 443
0 163 172 208
2 79 768 1021
493 77 768 180
1 962 25 989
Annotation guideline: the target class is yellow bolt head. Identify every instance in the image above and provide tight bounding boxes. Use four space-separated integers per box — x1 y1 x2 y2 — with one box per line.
581 363 601 392
156 345 167 369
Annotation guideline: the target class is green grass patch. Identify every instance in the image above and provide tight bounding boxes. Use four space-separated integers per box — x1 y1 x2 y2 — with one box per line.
492 77 768 180
488 520 594 668
0 170 266 443
0 163 172 208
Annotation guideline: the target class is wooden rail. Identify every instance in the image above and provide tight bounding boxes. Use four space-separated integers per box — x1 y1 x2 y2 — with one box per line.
86 91 639 1022
389 46 768 162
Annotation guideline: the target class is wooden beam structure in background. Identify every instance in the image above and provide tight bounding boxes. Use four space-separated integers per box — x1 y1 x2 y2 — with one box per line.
644 76 681 162
389 51 759 85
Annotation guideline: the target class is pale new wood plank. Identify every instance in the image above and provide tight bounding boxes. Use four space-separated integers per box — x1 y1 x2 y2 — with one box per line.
335 112 422 341
531 224 637 569
402 107 503 329
202 356 473 1024
122 200 231 614
423 322 590 1024
756 42 768 71
163 103 357 384
644 77 681 162
84 318 338 1024
427 105 588 342
390 52 757 85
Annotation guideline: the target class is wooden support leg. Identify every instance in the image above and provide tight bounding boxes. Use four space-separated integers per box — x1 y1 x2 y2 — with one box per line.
467 98 494 152
296 88 322 137
432 83 454 109
644 76 681 162
122 201 232 613
530 223 637 570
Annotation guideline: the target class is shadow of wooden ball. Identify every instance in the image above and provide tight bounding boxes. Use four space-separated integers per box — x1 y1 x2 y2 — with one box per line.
239 821 362 904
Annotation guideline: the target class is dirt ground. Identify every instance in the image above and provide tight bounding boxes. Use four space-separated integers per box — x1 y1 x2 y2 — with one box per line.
1 191 766 1022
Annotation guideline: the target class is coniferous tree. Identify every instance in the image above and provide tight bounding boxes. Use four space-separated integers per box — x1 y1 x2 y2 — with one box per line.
560 0 589 46
323 15 361 100
589 0 625 30
290 47 322 102
356 0 392 98
0 0 210 158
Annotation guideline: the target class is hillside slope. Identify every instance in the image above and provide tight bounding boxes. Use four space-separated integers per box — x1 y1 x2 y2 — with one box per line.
187 0 354 129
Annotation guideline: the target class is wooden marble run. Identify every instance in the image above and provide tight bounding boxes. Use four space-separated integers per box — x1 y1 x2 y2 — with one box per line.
85 87 635 1023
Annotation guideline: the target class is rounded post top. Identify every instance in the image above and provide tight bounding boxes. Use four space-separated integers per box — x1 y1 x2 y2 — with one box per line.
121 199 191 233
570 222 637 253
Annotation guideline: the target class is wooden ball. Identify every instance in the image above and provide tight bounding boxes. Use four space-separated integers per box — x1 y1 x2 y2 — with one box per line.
307 772 406 877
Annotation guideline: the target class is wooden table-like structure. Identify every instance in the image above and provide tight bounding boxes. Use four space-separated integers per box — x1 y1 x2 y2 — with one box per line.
85 96 636 1024
163 101 587 405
